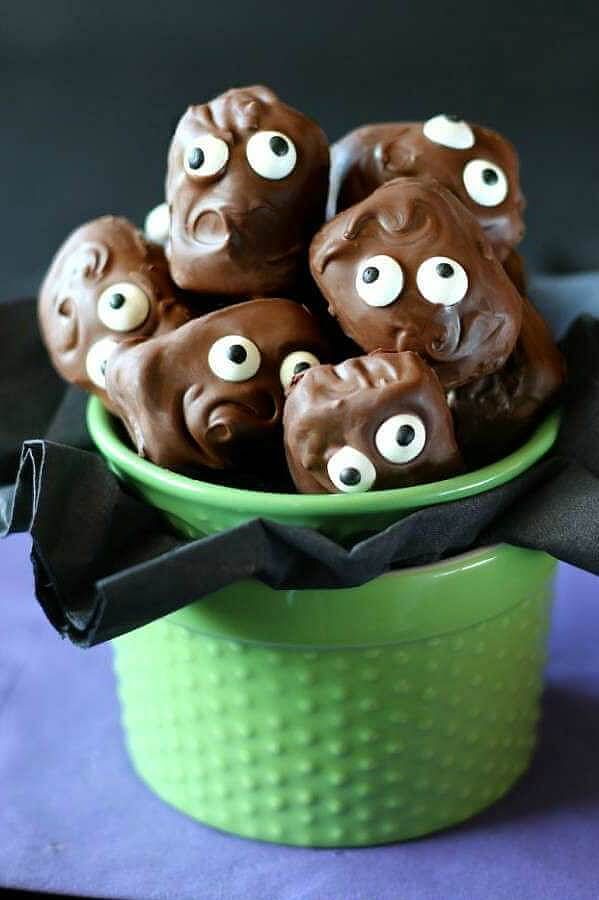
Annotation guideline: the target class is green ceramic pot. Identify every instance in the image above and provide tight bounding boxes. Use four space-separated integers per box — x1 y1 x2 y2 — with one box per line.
87 397 559 846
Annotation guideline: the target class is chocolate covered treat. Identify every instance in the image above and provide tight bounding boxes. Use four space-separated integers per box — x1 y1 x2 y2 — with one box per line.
166 85 330 297
105 298 330 472
284 351 463 494
502 248 528 296
310 176 523 389
329 115 525 264
38 216 191 405
449 297 565 465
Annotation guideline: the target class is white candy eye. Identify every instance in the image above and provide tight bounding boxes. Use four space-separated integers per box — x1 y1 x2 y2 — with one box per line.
327 446 376 494
86 337 118 389
208 335 261 382
416 256 468 306
423 114 475 149
184 134 229 178
355 255 404 307
144 202 170 245
462 159 508 207
280 351 320 389
375 413 426 464
97 282 151 332
246 131 297 180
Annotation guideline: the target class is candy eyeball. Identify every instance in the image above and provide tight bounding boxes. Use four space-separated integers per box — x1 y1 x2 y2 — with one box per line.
422 114 475 150
245 130 297 179
327 446 377 493
416 256 468 306
280 351 321 389
355 255 404 307
184 134 230 178
97 282 151 332
208 335 261 382
375 413 426 464
462 159 508 206
144 202 170 245
85 337 119 389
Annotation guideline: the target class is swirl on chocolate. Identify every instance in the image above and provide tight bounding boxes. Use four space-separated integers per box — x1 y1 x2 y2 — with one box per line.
38 216 191 405
105 298 331 472
166 85 330 297
329 116 525 263
284 351 463 494
310 177 523 389
449 297 565 465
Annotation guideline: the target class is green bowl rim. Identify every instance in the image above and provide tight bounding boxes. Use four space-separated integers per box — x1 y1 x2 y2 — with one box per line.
87 396 560 517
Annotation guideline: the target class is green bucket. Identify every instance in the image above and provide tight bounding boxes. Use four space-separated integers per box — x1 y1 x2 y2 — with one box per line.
88 397 559 847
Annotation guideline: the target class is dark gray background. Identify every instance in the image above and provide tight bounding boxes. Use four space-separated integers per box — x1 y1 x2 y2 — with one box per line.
2 0 599 298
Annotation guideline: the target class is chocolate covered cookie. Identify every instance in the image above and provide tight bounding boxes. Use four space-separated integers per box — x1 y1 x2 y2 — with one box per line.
502 248 528 295
105 298 330 472
311 176 523 389
449 297 565 465
329 115 525 264
284 351 463 494
166 85 329 297
38 216 191 405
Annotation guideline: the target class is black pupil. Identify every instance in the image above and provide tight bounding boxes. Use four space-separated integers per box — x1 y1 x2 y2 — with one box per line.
100 360 107 375
269 135 289 156
227 344 247 364
445 113 462 122
482 168 499 185
188 147 205 169
340 467 361 486
362 266 379 284
436 262 454 278
396 424 415 446
293 361 311 375
109 292 126 309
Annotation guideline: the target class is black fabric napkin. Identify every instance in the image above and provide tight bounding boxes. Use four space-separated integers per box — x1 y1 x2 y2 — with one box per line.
2 288 599 647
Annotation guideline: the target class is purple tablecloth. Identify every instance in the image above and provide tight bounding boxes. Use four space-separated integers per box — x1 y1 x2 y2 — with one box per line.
2 532 599 900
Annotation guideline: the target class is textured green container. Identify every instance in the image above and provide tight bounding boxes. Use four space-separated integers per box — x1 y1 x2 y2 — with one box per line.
88 398 559 846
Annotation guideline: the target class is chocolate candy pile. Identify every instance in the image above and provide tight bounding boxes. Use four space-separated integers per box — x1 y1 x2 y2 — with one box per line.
38 87 564 494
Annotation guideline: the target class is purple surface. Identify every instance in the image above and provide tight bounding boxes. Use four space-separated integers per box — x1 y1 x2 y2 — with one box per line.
2 533 599 900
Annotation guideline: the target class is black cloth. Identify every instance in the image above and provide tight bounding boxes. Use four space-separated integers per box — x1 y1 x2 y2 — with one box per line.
2 294 599 647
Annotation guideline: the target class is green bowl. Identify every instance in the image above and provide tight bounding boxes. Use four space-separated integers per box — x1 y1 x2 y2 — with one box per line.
87 396 559 541
87 397 560 846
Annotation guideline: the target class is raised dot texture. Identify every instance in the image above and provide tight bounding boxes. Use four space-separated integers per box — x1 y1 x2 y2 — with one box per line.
327 740 347 756
328 770 348 786
384 770 403 784
113 577 553 847
385 740 404 755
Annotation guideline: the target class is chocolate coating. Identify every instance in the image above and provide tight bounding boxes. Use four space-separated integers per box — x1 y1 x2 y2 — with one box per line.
329 118 525 262
502 248 527 295
166 85 330 297
38 216 191 405
105 298 331 472
284 351 463 493
310 177 523 389
449 296 565 465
